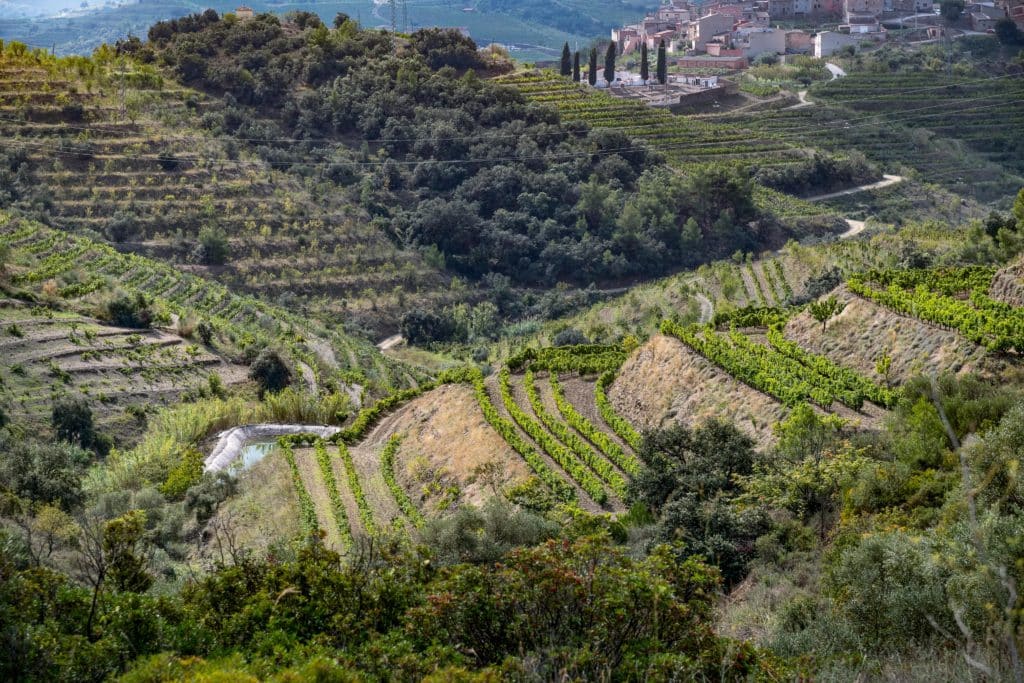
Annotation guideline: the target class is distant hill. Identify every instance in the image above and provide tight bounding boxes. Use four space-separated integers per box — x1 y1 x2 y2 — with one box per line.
0 0 658 59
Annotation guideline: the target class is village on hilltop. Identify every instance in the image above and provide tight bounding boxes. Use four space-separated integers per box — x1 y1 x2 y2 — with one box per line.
565 0 1024 107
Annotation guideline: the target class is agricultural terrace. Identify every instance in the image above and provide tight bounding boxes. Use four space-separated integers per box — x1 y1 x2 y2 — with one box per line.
729 71 1024 205
0 215 417 399
0 42 452 335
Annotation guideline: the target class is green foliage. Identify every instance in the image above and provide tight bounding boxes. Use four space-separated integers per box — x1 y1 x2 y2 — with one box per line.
102 292 153 329
159 448 204 500
422 498 558 565
196 226 229 266
248 349 292 397
52 397 109 455
808 296 844 331
381 436 425 527
314 441 352 547
550 372 640 476
630 422 767 585
0 434 89 509
595 369 643 451
500 367 608 504
104 510 153 593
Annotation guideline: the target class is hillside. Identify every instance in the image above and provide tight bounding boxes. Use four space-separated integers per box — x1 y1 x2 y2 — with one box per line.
0 43 457 337
0 0 660 61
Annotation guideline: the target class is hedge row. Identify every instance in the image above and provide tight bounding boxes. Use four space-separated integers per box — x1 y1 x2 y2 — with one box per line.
550 372 640 476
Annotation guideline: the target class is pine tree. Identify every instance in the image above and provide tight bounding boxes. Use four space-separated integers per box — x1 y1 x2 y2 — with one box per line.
588 47 598 86
560 42 572 77
656 39 667 85
604 41 617 85
640 42 649 83
573 51 580 82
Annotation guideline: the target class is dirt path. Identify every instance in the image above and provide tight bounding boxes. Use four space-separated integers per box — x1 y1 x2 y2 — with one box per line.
696 293 714 324
294 448 344 550
751 263 778 306
840 219 866 239
804 174 904 202
376 334 404 351
785 90 813 110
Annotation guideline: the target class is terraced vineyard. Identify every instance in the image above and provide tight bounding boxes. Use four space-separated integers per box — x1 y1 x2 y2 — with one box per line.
498 71 820 180
262 260 1014 540
729 72 1024 205
0 304 247 436
257 345 650 542
0 45 452 334
0 214 417 402
848 266 1024 352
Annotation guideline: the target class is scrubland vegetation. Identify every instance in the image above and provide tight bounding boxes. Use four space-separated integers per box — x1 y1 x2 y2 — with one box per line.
1 7 1024 682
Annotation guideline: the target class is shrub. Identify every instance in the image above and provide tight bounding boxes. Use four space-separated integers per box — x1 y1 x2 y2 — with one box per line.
197 226 229 266
248 349 292 396
552 327 590 346
103 292 153 329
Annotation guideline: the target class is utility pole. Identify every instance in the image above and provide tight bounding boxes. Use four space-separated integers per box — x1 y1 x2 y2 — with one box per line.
402 0 409 33
389 0 397 33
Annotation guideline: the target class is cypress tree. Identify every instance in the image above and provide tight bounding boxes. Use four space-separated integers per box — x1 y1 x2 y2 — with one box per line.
604 40 617 85
656 39 668 85
573 51 580 82
588 47 598 86
560 42 572 77
640 42 649 83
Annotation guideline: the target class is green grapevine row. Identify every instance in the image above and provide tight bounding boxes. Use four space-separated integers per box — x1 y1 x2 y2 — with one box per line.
550 372 640 476
507 344 626 374
500 368 608 505
314 441 353 547
280 442 318 537
595 370 643 452
524 370 626 500
470 371 576 503
772 260 795 300
847 276 1024 352
380 435 425 527
765 328 900 408
661 320 878 410
336 442 376 535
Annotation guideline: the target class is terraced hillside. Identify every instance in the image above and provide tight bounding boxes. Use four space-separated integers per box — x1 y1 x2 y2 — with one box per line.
227 347 648 545
0 44 451 335
497 71 807 170
247 257 1020 541
0 303 247 437
0 214 419 425
729 71 1024 206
